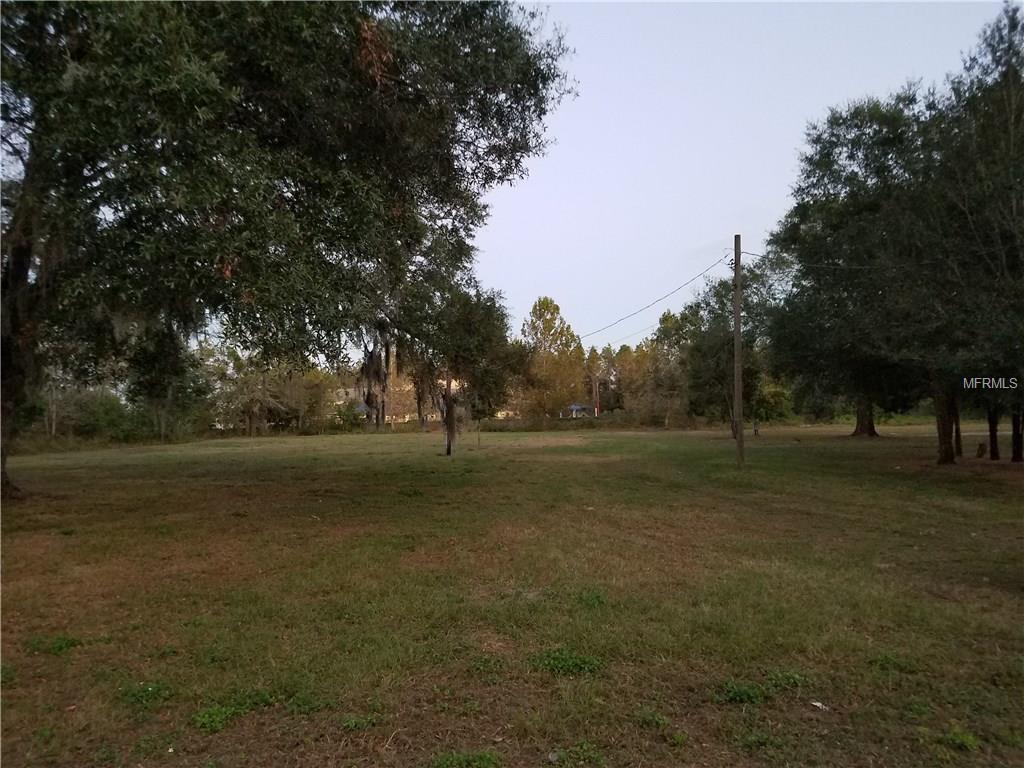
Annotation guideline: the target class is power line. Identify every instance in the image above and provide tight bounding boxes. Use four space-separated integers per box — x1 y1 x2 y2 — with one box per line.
607 321 660 346
579 255 728 339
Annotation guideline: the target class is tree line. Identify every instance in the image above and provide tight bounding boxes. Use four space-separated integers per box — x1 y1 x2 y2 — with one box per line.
514 5 1024 465
2 4 1020 493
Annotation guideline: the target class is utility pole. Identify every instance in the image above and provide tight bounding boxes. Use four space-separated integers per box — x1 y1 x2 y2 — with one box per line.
733 234 745 468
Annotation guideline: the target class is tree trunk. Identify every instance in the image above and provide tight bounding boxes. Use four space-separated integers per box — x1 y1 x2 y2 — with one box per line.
444 378 454 456
1012 407 1023 463
45 385 59 438
1 396 17 498
987 406 1000 461
932 384 956 465
1 181 39 498
851 397 878 437
382 340 391 432
952 398 962 458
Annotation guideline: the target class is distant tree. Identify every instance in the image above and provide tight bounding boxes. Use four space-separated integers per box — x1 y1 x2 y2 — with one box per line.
125 328 210 441
650 311 691 427
584 347 603 416
597 344 624 413
204 347 285 437
403 285 519 455
673 275 764 432
520 297 585 417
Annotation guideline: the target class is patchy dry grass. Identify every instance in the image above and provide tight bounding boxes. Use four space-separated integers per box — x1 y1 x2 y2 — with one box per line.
2 426 1022 767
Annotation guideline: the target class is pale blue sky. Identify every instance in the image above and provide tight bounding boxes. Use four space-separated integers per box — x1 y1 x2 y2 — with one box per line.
472 2 1002 349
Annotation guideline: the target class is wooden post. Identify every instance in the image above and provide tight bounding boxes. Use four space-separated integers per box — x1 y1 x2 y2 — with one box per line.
733 234 745 468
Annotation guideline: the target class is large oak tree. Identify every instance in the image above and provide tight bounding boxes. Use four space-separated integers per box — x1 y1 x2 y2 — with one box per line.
1 2 570 491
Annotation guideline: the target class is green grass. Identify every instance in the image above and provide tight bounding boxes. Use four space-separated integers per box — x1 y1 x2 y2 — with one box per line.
1 426 1021 766
634 706 668 729
340 713 379 731
25 635 82 656
551 741 606 766
191 690 274 733
118 679 172 713
529 647 603 677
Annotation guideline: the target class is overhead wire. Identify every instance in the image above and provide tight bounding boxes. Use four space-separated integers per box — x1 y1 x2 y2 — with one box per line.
607 321 660 346
578 255 729 340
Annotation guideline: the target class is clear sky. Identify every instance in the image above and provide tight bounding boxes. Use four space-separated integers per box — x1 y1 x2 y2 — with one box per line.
471 1 1002 349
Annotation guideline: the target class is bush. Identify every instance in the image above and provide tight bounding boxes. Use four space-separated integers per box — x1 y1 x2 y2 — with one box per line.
334 401 366 432
69 389 136 440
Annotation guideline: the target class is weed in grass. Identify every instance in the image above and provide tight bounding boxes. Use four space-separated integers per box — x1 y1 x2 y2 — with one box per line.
868 652 919 674
118 680 172 712
152 645 178 659
195 647 230 667
469 654 504 676
942 724 980 752
1 663 14 687
634 707 668 729
718 671 807 706
736 725 786 755
550 741 606 766
341 713 379 731
284 691 328 716
764 670 809 693
33 725 56 748
906 696 933 718
431 751 500 768
192 689 274 733
26 635 82 656
577 587 607 608
665 731 689 748
229 688 274 711
132 733 175 757
993 727 1024 749
718 680 764 705
193 704 236 734
530 647 602 676
92 743 118 765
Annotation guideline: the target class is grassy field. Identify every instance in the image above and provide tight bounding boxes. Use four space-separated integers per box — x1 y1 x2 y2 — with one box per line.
2 426 1022 768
